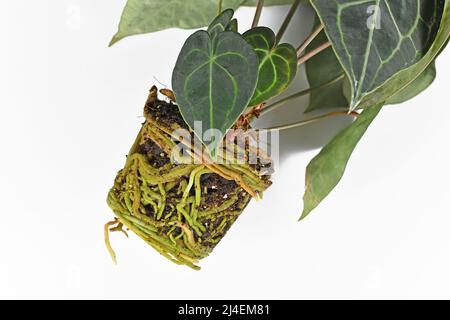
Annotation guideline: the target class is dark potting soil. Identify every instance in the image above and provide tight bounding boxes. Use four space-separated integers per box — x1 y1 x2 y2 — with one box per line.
140 92 263 221
144 94 189 130
137 138 171 168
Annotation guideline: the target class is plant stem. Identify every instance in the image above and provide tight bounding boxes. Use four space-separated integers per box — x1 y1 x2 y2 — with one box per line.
260 111 359 132
258 73 345 117
252 0 265 28
275 0 301 44
297 41 331 65
297 24 324 56
217 0 223 14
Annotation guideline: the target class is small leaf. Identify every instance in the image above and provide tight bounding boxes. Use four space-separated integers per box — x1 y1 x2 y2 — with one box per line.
208 9 235 40
110 0 245 46
311 0 445 110
387 63 436 105
172 30 259 157
226 19 239 32
243 27 298 106
301 103 383 220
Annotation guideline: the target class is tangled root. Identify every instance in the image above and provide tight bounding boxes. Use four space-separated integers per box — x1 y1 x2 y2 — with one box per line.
106 86 272 269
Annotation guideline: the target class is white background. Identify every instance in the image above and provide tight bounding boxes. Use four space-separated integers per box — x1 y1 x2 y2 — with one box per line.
1 1 450 299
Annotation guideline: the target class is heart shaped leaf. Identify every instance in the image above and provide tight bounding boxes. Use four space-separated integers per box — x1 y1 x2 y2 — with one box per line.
312 0 445 110
243 27 298 106
172 30 259 157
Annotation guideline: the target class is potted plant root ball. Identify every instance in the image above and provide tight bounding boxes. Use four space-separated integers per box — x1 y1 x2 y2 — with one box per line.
105 1 449 269
106 86 273 269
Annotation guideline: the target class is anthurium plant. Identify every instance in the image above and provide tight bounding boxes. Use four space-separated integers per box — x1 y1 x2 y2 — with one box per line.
105 0 450 269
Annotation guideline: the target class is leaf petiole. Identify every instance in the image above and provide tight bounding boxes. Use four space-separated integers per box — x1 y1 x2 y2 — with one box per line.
275 0 301 44
260 110 359 132
297 24 324 56
217 0 223 14
257 73 345 117
252 0 265 28
298 41 331 65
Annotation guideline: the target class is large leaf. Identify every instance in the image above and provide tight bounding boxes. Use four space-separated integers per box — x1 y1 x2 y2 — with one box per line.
110 0 245 46
356 1 450 109
311 0 445 110
243 27 298 106
301 103 383 219
305 25 439 111
110 0 308 45
172 30 259 157
305 20 348 113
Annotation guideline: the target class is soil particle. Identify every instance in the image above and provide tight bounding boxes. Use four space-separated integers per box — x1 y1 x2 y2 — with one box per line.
137 138 170 168
200 173 239 208
144 204 155 218
212 216 224 229
229 191 248 211
200 174 237 192
145 98 188 130
171 227 182 237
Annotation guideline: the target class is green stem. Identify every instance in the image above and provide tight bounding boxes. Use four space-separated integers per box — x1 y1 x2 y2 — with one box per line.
252 0 265 28
260 111 359 132
275 0 301 44
258 73 345 117
217 0 223 14
298 41 331 65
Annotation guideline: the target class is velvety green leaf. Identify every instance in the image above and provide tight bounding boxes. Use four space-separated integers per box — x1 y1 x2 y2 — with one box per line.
305 21 348 113
110 0 245 46
243 27 298 106
110 0 306 44
356 1 450 109
172 30 259 156
387 63 436 104
301 103 383 219
311 0 445 110
208 9 235 40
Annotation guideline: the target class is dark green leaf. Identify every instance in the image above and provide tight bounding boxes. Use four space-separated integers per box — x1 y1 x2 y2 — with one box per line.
305 20 348 113
110 0 245 46
301 103 383 220
357 1 450 108
172 30 259 156
110 0 309 44
311 0 445 110
243 27 298 106
226 19 239 32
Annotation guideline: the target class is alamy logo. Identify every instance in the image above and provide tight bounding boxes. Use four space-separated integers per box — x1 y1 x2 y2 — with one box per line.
367 5 382 30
